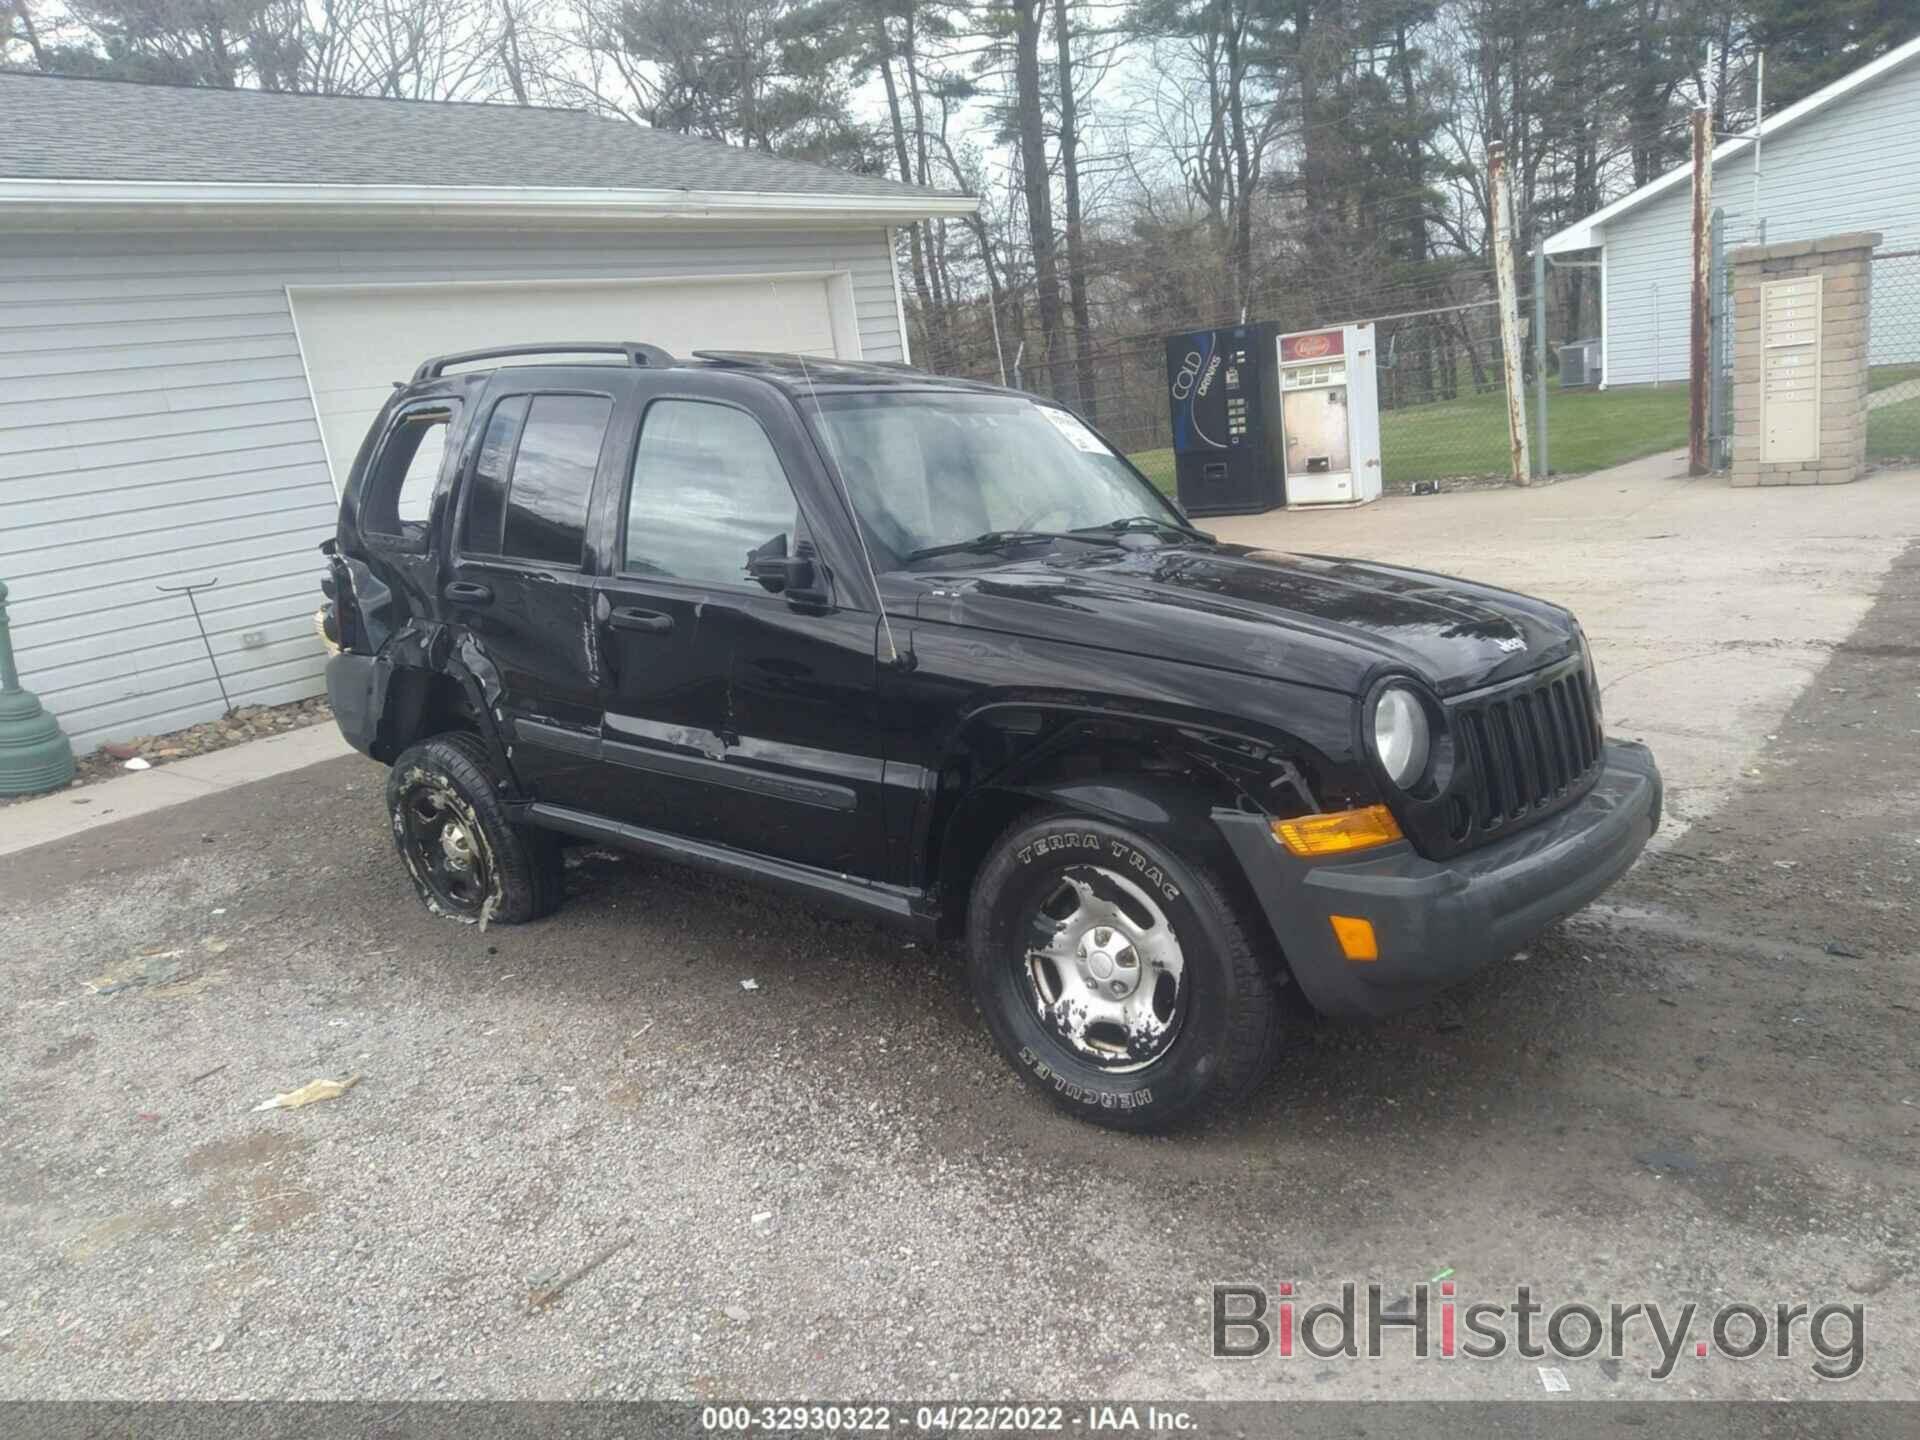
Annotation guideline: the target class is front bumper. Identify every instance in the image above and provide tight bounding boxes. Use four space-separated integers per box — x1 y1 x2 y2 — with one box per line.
1217 739 1662 1019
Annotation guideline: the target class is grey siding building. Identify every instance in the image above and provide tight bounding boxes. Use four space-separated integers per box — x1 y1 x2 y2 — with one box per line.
0 73 973 752
1544 34 1920 388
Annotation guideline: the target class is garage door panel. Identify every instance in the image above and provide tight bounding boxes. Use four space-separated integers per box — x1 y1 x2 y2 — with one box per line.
290 276 846 490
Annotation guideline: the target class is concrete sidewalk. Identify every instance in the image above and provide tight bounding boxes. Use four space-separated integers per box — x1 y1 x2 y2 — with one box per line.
0 723 357 859
1212 448 1920 838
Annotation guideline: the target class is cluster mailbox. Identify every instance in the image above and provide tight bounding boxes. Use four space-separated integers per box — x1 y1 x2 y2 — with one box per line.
1162 321 1382 516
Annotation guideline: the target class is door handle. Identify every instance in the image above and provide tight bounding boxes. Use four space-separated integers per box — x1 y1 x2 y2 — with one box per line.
608 606 674 634
443 581 493 604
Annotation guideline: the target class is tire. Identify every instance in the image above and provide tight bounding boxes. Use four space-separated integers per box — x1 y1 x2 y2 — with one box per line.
967 812 1281 1132
385 731 564 925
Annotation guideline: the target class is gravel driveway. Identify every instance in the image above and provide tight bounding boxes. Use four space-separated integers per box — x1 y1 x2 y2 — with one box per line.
2 548 1915 1408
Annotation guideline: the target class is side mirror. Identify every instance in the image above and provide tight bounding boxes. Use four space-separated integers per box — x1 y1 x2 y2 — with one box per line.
747 533 790 593
747 535 830 608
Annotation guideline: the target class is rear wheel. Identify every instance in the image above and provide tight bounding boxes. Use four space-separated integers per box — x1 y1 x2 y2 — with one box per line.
966 813 1281 1131
386 732 563 925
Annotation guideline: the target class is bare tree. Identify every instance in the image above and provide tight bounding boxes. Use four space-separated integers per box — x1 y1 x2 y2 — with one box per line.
3 0 53 68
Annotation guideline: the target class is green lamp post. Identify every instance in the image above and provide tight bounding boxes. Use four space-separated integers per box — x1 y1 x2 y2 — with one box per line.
0 578 75 797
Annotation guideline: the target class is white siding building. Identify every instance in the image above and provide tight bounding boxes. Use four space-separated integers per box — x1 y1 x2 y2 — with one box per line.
0 73 973 752
1544 34 1920 387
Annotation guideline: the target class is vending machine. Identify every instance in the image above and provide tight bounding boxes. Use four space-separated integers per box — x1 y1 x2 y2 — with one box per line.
1162 323 1285 516
1275 323 1383 507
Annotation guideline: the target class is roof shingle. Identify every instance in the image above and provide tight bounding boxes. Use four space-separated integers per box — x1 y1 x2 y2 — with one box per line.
0 70 965 200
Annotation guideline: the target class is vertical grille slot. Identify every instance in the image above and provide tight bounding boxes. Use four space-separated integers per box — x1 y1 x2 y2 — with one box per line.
1570 672 1598 769
1545 680 1576 790
1463 708 1501 827
1492 701 1529 817
1515 691 1541 799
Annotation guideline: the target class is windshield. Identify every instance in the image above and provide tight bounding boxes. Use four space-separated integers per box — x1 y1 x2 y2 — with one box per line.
809 391 1187 567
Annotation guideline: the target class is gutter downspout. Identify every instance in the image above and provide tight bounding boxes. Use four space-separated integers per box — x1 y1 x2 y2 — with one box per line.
1598 243 1610 389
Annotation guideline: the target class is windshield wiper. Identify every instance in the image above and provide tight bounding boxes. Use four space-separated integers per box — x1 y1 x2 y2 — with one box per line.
904 530 1127 563
1071 514 1211 541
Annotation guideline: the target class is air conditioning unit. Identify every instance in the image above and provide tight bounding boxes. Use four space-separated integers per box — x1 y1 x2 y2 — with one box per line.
1558 338 1602 388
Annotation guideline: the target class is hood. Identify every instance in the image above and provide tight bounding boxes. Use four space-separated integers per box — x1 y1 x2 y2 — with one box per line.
898 542 1580 696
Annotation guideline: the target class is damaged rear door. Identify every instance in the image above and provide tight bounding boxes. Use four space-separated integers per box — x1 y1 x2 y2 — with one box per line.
441 378 624 809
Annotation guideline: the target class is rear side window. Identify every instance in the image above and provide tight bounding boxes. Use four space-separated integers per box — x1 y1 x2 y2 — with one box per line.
362 403 457 538
460 394 611 567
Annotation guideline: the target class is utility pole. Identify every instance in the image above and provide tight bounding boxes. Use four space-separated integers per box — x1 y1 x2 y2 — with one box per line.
1488 142 1531 486
987 288 1007 388
1689 106 1713 476
1534 249 1549 480
1753 52 1767 245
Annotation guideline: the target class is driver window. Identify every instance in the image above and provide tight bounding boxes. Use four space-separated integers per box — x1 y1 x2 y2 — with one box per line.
624 400 799 586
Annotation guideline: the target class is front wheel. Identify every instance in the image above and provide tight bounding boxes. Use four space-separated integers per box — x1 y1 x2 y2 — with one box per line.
966 813 1282 1131
386 732 563 925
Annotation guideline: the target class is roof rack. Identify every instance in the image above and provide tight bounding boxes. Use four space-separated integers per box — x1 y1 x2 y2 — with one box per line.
412 341 675 381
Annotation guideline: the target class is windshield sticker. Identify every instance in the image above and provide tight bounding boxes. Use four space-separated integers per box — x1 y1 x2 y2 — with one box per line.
1037 405 1108 454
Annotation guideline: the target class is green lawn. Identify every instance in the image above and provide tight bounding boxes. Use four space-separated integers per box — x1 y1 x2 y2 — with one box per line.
1869 398 1920 461
1129 382 1690 495
1869 363 1920 393
1868 364 1920 462
1129 367 1920 494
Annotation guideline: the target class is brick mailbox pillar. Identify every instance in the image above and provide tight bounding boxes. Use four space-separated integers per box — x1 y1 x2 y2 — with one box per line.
1729 230 1880 487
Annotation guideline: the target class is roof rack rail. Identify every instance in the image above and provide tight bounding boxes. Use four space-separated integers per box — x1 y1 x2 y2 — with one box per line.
690 350 923 375
412 341 675 381
689 349 798 367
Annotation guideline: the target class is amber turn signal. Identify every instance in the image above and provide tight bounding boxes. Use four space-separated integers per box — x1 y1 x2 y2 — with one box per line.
1270 805 1404 857
1329 914 1380 962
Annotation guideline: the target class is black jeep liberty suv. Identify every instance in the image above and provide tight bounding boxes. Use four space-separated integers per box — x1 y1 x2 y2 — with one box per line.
323 342 1662 1130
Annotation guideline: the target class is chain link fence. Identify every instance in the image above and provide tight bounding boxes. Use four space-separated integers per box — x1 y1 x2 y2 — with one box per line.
1869 249 1920 466
969 299 1533 497
912 235 1911 492
914 278 1691 497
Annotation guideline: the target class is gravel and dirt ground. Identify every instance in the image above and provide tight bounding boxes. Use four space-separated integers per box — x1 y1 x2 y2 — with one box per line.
1 542 1914 1406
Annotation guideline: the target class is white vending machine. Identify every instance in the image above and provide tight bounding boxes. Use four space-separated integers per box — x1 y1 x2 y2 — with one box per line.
1276 323 1382 507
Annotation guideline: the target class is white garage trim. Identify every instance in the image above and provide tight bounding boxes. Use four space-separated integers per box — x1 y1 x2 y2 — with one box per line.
286 270 859 495
0 177 981 231
283 295 340 499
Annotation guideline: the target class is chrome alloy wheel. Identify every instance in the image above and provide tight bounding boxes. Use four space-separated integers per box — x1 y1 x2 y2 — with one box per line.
1023 866 1187 1070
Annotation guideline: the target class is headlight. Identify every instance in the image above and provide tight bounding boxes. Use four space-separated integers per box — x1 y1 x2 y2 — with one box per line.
1371 685 1430 789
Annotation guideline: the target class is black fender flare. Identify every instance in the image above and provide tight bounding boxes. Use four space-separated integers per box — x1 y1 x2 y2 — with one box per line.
946 773 1291 979
919 701 1322 870
919 703 1321 947
984 772 1258 899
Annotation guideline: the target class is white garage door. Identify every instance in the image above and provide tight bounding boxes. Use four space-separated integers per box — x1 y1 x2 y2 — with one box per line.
289 274 852 490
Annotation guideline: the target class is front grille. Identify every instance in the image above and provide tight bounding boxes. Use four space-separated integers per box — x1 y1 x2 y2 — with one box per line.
1447 657 1603 842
